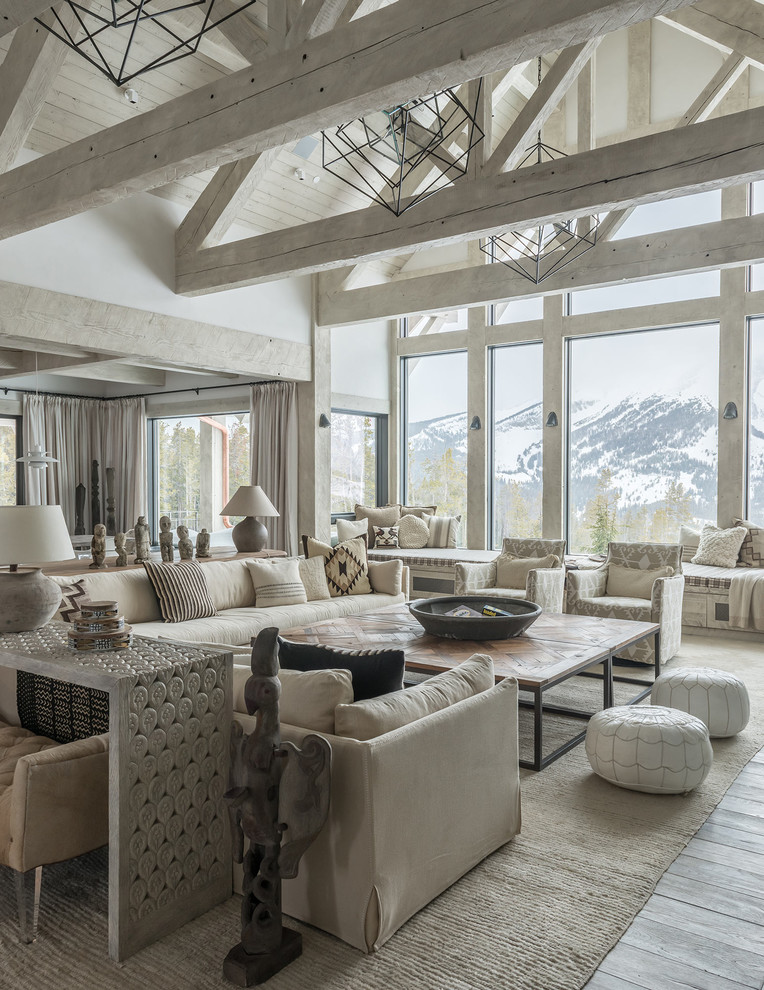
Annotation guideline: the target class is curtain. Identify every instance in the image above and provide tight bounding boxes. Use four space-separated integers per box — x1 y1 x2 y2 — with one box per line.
250 382 298 555
22 394 147 533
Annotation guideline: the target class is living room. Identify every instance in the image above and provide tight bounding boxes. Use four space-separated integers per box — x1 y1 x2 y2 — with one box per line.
0 1 763 988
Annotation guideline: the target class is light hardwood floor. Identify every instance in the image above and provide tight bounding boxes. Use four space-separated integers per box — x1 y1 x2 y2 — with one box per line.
585 748 764 990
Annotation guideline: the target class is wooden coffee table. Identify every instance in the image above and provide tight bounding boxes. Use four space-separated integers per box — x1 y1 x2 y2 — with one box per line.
280 604 660 771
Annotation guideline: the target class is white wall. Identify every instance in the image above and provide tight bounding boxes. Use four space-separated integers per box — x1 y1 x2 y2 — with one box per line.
332 320 390 407
0 152 312 345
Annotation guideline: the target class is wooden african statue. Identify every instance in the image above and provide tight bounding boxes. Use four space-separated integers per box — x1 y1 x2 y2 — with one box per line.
223 627 331 986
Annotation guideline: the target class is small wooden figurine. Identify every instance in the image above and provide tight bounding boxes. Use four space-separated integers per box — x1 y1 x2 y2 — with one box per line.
90 523 107 569
159 515 174 563
196 528 212 558
114 532 128 567
224 627 331 986
177 525 193 560
134 516 151 563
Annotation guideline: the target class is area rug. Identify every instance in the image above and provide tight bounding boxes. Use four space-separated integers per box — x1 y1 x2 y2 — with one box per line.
0 634 761 990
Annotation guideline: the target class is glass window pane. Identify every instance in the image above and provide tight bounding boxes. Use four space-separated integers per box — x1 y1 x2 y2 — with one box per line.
567 325 719 554
331 413 377 513
155 413 250 534
491 343 543 548
403 310 468 336
612 189 721 240
749 317 764 522
570 270 720 315
0 418 17 505
404 352 467 544
748 182 764 290
492 297 544 325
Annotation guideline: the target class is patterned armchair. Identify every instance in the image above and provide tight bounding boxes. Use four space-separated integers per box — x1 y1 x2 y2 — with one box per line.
565 542 685 665
454 538 567 613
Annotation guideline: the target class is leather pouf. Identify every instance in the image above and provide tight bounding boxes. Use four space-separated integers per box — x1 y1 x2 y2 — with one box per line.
651 667 750 738
585 705 713 794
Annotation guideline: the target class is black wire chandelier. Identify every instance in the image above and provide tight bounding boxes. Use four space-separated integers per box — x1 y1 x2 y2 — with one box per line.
481 60 600 284
322 82 484 216
35 0 259 87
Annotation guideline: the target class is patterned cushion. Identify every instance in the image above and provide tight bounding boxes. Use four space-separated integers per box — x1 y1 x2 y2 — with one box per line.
245 557 308 607
427 514 461 549
305 536 372 597
374 526 399 548
398 513 430 549
56 580 89 622
277 636 404 701
691 525 748 569
16 673 109 744
733 518 764 568
678 525 701 563
355 504 401 548
143 560 217 623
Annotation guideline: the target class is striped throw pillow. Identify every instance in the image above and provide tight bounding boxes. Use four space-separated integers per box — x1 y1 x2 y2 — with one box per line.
245 558 308 607
426 514 461 549
143 560 217 623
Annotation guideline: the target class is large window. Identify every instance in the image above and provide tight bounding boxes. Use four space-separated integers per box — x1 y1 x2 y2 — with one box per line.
490 343 543 547
151 413 250 538
569 270 720 315
748 317 764 522
402 310 469 337
0 417 21 505
567 324 719 553
403 351 467 544
330 411 386 516
750 181 764 292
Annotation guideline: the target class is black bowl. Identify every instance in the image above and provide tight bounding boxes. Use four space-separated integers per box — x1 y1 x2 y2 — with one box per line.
408 596 542 641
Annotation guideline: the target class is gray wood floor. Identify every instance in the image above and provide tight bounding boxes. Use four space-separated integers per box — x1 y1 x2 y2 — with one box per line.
584 748 764 990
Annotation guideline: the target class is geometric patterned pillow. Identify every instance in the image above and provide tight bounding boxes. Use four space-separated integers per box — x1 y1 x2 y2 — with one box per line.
373 526 399 548
56 579 90 622
305 536 371 597
733 518 764 568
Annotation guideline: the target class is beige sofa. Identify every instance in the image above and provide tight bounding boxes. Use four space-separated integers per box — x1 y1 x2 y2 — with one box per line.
231 657 521 952
50 558 408 647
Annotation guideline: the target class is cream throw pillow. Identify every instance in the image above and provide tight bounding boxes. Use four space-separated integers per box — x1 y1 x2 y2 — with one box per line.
336 517 369 543
496 553 559 589
232 665 353 733
298 555 331 601
606 563 674 600
334 654 495 741
426 514 461 549
397 513 430 549
245 557 308 607
691 524 748 569
367 558 403 596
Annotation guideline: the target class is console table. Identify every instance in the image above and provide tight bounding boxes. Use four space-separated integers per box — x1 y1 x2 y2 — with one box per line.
0 624 233 962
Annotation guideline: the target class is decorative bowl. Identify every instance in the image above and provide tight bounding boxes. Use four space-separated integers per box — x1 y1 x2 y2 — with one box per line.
408 596 542 641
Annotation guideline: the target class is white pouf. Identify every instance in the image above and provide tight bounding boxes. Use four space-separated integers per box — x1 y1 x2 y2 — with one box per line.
585 705 713 794
651 667 750 738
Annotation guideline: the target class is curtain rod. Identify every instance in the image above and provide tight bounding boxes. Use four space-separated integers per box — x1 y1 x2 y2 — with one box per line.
1 379 283 403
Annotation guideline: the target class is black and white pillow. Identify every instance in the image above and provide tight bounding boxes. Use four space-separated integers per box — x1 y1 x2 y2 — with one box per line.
143 560 217 623
57 580 90 622
373 525 399 548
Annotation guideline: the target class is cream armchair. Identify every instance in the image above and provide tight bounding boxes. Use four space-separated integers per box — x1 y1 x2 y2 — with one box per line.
565 541 684 665
454 538 567 613
0 721 109 941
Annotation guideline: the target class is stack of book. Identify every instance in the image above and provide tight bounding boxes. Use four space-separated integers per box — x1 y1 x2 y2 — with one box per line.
67 601 133 652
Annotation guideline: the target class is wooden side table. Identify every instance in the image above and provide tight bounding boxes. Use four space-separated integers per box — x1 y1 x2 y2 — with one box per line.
0 624 233 962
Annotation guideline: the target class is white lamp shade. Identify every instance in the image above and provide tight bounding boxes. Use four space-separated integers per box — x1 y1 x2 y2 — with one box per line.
0 505 76 565
220 485 279 518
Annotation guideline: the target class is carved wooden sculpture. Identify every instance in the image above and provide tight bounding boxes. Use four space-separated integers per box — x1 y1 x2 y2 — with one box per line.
224 627 331 987
159 516 174 563
90 523 107 569
177 525 194 560
91 460 100 528
74 483 86 535
196 528 212 558
114 532 128 567
133 516 150 563
105 466 116 536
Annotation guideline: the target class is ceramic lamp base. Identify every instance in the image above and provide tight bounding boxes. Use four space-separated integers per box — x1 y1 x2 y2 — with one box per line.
231 517 268 553
0 568 63 633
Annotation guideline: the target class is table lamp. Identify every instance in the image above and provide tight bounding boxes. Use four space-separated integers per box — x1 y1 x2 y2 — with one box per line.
220 486 279 552
0 505 76 633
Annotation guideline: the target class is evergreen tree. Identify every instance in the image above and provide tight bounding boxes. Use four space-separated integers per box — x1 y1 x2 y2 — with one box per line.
584 468 620 553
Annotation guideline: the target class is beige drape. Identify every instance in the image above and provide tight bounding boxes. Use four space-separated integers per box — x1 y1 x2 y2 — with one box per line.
23 394 147 533
250 382 298 555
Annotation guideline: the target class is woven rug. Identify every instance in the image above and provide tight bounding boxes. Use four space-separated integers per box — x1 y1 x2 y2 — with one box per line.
0 634 762 990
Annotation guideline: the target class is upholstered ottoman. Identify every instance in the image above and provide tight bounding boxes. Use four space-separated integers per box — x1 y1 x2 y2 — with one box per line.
651 667 750 738
585 706 713 794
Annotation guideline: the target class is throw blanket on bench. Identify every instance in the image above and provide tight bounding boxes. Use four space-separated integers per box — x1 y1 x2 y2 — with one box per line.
729 569 764 630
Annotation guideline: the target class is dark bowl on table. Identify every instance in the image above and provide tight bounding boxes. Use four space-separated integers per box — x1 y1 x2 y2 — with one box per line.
408 596 542 641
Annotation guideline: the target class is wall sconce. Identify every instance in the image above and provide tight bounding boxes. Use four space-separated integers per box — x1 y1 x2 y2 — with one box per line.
545 412 558 427
722 402 738 420
469 416 482 431
318 413 331 428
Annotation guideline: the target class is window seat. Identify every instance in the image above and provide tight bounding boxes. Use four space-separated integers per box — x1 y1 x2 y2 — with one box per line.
682 562 764 637
367 548 498 599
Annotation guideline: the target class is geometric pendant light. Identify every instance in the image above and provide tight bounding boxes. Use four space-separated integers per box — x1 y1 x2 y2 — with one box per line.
36 0 259 88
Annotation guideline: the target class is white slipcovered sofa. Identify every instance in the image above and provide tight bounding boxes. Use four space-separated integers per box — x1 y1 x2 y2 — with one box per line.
51 558 408 647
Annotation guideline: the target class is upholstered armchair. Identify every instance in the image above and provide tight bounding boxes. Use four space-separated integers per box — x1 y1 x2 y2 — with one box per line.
454 538 567 613
565 541 685 665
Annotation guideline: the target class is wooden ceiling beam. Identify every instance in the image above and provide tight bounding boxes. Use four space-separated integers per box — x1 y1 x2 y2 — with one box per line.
175 103 764 293
318 212 764 325
0 0 700 242
660 0 764 70
0 0 54 39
